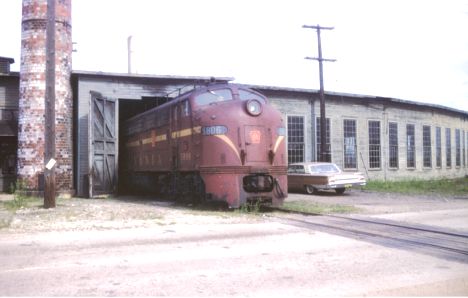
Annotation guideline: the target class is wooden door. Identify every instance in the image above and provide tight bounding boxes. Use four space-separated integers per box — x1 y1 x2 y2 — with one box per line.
89 92 118 197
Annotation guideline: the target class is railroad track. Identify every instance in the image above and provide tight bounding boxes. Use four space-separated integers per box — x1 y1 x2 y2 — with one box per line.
265 207 468 263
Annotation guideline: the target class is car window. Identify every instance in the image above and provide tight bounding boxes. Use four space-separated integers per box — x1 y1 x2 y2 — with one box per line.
310 164 340 174
288 165 305 174
296 166 305 174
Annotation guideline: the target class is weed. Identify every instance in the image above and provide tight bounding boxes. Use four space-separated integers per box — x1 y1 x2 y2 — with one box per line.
236 200 262 214
364 177 468 196
2 180 41 212
281 201 359 214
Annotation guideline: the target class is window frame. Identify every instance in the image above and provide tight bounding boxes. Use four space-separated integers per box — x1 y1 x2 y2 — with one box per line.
406 124 416 168
388 122 399 169
446 128 452 168
435 127 442 168
287 115 305 164
422 125 432 168
455 129 461 167
343 119 357 169
368 120 381 169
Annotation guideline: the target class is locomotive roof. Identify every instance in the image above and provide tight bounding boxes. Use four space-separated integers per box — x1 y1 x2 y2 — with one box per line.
123 82 258 123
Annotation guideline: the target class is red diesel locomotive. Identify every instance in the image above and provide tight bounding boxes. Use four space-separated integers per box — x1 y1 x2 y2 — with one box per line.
122 83 287 207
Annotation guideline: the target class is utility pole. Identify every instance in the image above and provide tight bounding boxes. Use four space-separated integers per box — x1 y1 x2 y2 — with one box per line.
44 0 56 208
303 24 335 162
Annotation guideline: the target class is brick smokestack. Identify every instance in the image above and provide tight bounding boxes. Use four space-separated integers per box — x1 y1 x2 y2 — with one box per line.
18 0 73 196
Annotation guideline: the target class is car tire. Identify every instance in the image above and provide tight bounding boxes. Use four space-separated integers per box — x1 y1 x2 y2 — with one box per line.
335 188 346 195
305 185 318 195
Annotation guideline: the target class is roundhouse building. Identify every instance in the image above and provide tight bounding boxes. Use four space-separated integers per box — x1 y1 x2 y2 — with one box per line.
258 86 468 181
1 59 467 194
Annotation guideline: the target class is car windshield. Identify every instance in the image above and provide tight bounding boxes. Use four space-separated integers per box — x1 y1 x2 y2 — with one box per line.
194 88 233 106
310 164 340 174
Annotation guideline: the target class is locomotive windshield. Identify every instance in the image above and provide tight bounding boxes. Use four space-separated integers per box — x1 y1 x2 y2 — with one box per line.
194 88 267 106
194 88 233 106
238 89 266 103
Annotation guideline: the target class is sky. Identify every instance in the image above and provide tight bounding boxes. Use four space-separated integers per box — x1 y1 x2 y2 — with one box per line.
1 0 468 111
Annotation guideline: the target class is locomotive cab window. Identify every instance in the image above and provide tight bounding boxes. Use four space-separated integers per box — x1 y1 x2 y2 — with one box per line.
238 89 266 103
182 100 190 117
194 88 233 106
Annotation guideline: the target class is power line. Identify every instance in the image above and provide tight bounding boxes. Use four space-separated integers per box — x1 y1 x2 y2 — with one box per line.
303 24 335 162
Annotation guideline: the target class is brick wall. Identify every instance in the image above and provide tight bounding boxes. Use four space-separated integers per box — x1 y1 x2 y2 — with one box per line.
17 0 73 195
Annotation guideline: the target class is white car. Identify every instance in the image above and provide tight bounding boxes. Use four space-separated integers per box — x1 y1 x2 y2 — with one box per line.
288 162 367 194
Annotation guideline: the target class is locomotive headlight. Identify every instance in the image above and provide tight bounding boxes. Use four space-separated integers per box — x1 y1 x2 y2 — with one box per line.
246 99 262 116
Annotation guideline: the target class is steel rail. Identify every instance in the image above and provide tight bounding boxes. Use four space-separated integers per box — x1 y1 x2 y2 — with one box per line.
265 207 468 260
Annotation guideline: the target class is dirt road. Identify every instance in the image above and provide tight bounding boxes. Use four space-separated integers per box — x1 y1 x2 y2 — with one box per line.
0 191 467 296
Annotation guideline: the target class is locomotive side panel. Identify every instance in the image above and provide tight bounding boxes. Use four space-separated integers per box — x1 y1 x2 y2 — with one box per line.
170 99 198 171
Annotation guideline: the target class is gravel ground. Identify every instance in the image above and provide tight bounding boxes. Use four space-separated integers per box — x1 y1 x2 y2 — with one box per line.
1 189 467 233
1 191 467 296
0 194 263 233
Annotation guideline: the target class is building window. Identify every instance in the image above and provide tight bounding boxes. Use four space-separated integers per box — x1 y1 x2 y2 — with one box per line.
316 117 331 162
436 127 441 168
422 126 432 168
0 137 17 176
343 119 357 169
388 122 398 168
446 128 451 168
407 124 415 168
368 120 381 169
464 131 467 167
455 129 461 167
287 116 305 164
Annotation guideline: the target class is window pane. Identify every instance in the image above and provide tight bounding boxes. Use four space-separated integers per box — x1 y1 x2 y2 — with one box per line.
455 129 461 167
446 128 451 167
436 127 441 168
389 122 398 168
343 119 357 168
407 124 415 168
423 126 431 168
288 116 304 164
368 121 381 169
238 89 266 103
194 88 233 106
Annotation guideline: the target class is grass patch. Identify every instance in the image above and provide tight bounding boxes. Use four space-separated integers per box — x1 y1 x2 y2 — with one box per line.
364 177 468 196
281 200 359 214
2 195 41 212
1 181 42 212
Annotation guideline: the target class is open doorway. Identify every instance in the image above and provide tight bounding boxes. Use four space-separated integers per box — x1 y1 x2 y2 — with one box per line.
117 96 170 194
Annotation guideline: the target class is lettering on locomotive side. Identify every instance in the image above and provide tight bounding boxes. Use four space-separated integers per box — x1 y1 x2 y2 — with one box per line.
180 152 192 161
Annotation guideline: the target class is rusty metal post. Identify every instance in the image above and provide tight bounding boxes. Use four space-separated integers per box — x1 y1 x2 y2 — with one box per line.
303 24 335 162
44 0 56 208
